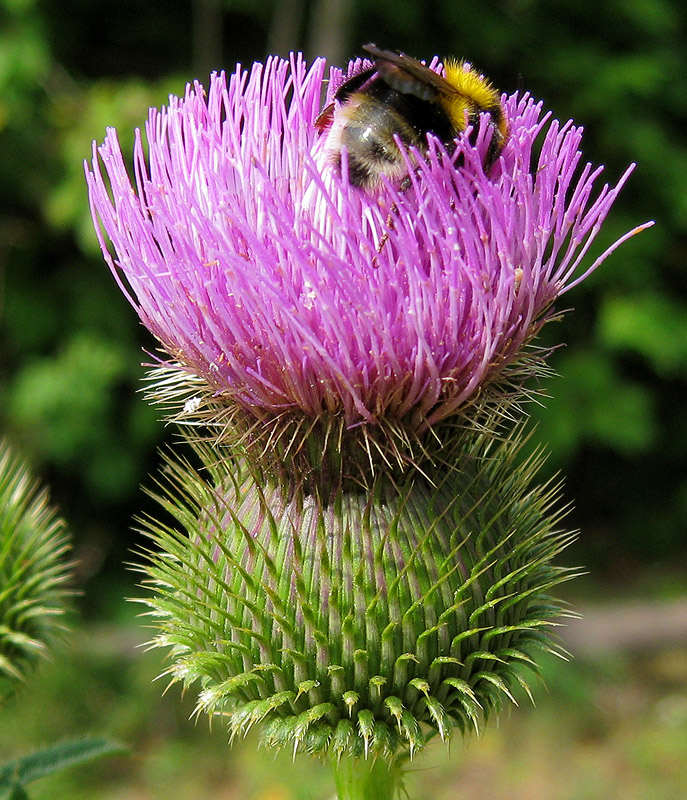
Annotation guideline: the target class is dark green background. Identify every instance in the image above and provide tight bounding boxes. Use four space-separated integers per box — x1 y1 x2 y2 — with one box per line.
1 0 684 615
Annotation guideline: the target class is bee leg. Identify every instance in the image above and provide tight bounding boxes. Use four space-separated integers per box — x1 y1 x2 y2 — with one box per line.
484 122 507 171
374 171 415 261
373 202 398 265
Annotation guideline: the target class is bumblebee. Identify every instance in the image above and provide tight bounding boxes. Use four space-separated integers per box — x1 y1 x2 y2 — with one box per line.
317 43 508 191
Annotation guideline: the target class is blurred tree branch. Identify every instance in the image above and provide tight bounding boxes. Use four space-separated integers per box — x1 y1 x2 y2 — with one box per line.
193 0 224 80
306 0 353 65
267 0 308 58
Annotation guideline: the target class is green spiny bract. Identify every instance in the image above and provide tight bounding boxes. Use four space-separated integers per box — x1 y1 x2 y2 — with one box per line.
0 440 72 701
137 425 575 759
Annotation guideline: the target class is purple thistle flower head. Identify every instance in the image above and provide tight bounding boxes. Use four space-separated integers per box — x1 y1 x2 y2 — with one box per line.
86 53 647 476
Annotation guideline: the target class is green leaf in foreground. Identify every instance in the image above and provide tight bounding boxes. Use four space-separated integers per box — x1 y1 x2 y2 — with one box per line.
0 738 128 797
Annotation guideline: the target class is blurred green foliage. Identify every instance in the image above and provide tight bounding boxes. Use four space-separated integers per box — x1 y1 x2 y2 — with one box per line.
0 0 685 609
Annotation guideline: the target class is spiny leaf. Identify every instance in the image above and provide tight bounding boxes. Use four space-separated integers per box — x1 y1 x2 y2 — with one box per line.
239 691 296 732
293 703 337 743
296 680 320 701
464 651 507 666
442 677 480 705
305 723 333 754
409 678 430 696
357 710 375 757
260 716 299 750
473 672 518 706
423 695 451 741
342 690 359 716
400 710 425 757
383 696 405 731
330 718 355 758
371 721 396 758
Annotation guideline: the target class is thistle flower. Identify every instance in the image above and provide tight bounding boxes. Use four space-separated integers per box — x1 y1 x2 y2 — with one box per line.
86 54 645 482
86 51 649 797
0 440 72 701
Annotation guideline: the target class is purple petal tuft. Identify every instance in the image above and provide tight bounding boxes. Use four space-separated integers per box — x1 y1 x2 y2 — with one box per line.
86 53 645 429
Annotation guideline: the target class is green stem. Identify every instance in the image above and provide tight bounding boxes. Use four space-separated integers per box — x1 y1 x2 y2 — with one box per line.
330 754 404 800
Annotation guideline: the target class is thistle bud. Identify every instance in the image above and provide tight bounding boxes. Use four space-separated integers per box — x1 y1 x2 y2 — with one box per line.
0 441 72 701
140 427 574 760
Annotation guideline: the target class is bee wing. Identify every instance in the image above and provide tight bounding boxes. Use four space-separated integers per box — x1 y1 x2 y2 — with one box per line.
362 43 458 103
333 67 377 102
